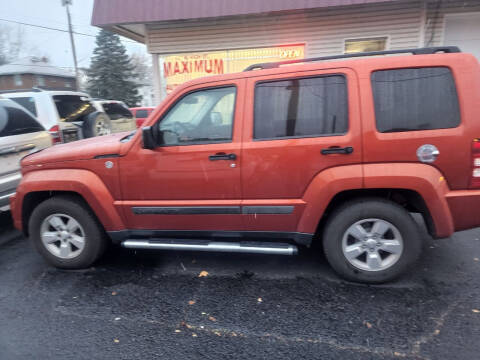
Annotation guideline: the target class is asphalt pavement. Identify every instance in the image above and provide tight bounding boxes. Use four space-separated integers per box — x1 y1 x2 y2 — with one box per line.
1 211 480 360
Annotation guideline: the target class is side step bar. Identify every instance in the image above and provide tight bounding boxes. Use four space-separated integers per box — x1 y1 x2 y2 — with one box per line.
122 239 298 255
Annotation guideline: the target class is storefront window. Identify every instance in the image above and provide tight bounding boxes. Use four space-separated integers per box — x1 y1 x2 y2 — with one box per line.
344 37 387 54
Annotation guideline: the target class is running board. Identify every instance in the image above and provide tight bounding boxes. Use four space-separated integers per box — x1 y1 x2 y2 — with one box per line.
121 239 298 255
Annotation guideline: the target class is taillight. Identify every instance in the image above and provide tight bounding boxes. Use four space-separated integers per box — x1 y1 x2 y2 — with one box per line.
49 125 62 145
470 139 480 188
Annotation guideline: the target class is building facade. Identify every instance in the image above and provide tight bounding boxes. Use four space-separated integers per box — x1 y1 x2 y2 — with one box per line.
0 57 76 91
92 0 480 104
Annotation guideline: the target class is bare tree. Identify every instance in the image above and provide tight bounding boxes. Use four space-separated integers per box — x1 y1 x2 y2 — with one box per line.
130 52 152 86
0 24 26 65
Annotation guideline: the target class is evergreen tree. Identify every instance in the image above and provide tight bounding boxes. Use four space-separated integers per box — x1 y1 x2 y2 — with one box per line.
87 29 141 106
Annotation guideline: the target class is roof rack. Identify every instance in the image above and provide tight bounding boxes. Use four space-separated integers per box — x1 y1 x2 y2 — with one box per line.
243 46 461 71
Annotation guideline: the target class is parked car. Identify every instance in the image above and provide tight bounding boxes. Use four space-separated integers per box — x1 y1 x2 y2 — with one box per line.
0 97 51 211
92 100 137 133
2 89 114 144
9 46 480 283
130 107 155 127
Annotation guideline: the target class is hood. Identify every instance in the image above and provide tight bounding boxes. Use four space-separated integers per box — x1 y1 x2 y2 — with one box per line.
22 132 127 166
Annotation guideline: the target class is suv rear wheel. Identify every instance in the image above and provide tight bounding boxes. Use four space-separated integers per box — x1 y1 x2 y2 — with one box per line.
29 196 107 269
323 198 422 283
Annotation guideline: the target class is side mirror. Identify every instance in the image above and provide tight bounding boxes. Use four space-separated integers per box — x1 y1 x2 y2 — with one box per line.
142 126 156 149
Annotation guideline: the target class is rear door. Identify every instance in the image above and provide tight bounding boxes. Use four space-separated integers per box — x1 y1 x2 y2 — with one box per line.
241 68 362 232
361 60 475 190
0 99 50 206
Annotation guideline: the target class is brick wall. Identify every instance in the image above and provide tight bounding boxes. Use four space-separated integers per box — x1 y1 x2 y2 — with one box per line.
0 74 77 91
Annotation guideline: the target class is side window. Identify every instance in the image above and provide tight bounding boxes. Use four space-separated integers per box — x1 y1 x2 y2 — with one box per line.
371 67 460 133
102 102 133 120
135 109 149 118
159 86 236 145
10 97 37 116
254 75 348 140
0 101 45 138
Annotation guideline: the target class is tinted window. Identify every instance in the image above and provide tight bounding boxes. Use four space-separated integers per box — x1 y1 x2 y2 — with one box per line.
371 67 460 133
0 101 44 138
254 75 348 140
103 102 133 120
159 86 236 145
53 95 95 122
10 97 37 116
135 109 149 118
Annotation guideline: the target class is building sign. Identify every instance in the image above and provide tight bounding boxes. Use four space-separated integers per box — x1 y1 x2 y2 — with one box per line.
161 44 305 93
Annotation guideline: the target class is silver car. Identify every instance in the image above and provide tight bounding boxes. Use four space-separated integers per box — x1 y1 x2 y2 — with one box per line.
0 98 51 211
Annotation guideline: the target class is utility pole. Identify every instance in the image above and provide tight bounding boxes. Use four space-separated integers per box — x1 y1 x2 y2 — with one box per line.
62 0 79 90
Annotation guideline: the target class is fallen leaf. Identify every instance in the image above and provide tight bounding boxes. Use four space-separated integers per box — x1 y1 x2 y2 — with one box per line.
174 329 181 333
393 352 403 357
113 339 120 343
364 321 373 329
192 333 197 337
474 258 479 262
198 270 209 278
434 329 440 335
188 300 196 305
214 331 222 336
257 297 263 303
201 312 207 315
208 316 217 322
473 309 480 313
114 317 121 321
111 291 117 296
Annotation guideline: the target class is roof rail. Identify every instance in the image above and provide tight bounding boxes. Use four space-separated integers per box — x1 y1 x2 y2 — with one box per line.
243 46 461 71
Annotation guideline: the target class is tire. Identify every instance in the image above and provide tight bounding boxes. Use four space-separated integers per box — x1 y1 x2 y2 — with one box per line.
28 196 107 269
323 198 422 284
82 112 112 138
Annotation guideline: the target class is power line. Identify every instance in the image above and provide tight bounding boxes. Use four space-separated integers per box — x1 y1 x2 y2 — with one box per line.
0 17 141 44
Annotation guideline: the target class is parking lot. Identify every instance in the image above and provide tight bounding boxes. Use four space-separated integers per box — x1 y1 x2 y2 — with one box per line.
1 211 480 360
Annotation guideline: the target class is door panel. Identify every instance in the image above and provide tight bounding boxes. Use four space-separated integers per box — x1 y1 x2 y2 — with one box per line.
241 68 362 232
118 79 245 231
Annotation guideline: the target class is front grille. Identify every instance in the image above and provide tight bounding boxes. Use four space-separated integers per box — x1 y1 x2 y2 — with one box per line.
61 128 80 143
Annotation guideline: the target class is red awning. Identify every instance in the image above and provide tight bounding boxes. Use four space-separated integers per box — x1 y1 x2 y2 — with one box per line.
92 0 400 26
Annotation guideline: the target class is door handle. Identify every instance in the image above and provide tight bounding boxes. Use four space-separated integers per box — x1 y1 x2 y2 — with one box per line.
209 153 237 161
321 146 354 155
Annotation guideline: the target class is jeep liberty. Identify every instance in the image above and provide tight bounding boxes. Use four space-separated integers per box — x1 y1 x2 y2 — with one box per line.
10 46 480 283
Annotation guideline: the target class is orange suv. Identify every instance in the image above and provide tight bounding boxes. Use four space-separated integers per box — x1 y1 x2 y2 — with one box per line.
10 46 480 283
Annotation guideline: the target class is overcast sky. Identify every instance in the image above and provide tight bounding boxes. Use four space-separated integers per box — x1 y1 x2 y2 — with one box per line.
0 0 147 72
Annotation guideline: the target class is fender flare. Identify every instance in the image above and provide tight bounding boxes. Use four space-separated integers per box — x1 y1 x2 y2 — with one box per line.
297 163 454 238
15 169 125 231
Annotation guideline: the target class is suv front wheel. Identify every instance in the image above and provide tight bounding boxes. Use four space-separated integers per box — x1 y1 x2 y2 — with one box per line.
323 198 422 283
29 196 107 269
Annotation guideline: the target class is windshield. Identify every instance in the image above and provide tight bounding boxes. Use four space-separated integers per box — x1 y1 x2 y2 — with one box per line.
53 95 96 122
102 102 133 120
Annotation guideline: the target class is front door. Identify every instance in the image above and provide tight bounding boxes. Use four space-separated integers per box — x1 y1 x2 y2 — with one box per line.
119 79 245 232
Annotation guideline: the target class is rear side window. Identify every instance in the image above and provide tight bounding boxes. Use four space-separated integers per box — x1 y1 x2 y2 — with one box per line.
53 95 95 122
371 67 460 133
0 101 44 138
103 102 133 120
254 75 348 140
135 109 149 118
10 97 37 116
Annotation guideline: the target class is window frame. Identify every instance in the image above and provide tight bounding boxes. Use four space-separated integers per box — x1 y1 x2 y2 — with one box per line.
154 84 238 147
252 74 349 141
370 66 461 134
